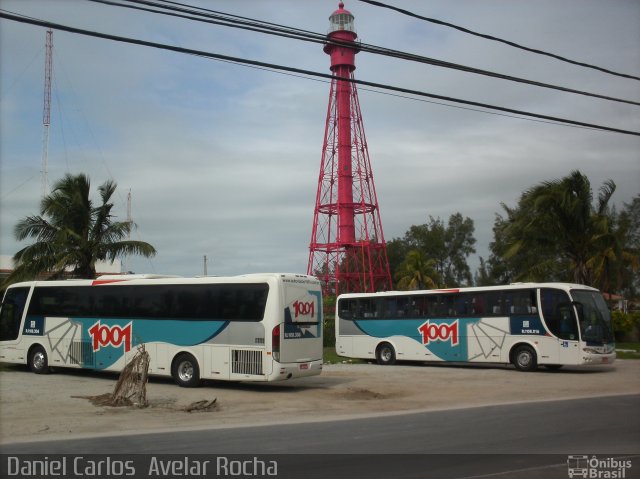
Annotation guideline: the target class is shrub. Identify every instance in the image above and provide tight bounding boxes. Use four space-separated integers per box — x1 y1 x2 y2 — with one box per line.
323 318 335 348
612 310 640 342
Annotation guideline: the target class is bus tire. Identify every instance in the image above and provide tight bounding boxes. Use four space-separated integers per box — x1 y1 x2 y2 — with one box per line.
172 353 201 388
376 342 396 366
513 345 537 372
28 345 50 374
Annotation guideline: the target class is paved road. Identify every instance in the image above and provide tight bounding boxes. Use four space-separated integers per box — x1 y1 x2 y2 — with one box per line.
2 394 638 478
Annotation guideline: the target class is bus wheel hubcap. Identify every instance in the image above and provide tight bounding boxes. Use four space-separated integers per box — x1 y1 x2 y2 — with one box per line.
33 352 45 369
179 363 193 381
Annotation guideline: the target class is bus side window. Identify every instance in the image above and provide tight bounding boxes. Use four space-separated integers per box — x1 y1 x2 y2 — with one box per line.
510 290 536 314
471 294 486 315
337 299 352 319
0 287 29 341
396 297 410 318
487 292 501 315
384 298 397 318
411 296 426 317
425 296 438 316
360 299 374 318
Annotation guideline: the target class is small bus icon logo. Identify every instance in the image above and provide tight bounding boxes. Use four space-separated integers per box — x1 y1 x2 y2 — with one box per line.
567 455 589 478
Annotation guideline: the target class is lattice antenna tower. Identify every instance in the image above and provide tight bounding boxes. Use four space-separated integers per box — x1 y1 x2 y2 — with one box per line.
307 3 392 295
121 189 132 272
127 189 132 239
41 28 53 197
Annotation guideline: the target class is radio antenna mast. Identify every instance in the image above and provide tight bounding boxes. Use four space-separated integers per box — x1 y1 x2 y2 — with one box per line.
41 28 53 197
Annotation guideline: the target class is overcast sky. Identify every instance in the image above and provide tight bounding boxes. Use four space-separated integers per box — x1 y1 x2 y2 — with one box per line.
1 0 639 279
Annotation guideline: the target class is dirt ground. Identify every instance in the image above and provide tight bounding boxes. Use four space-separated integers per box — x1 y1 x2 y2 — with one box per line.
0 360 638 444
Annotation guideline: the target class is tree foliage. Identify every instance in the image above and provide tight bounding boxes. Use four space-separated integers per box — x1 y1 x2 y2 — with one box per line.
5 173 156 285
389 213 476 288
484 170 638 293
387 171 637 297
394 249 438 290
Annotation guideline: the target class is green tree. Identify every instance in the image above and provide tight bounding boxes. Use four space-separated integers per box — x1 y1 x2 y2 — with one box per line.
401 214 476 286
395 249 439 290
385 237 409 285
489 170 637 290
613 195 640 298
486 205 564 284
5 173 156 284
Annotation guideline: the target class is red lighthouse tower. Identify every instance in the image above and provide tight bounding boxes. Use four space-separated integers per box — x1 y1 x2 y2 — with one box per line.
307 2 392 295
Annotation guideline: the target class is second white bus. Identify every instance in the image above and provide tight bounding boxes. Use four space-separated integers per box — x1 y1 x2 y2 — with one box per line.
336 283 615 371
0 273 323 386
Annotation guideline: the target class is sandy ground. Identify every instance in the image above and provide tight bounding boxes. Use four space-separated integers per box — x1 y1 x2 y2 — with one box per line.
0 360 638 444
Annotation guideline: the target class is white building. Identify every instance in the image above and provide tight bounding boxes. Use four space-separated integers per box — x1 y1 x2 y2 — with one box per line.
0 255 122 280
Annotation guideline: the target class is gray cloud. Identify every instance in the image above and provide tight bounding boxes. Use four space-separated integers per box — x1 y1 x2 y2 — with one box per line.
1 0 639 279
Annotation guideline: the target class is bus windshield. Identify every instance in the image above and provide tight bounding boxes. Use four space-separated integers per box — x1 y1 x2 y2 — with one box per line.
571 290 615 345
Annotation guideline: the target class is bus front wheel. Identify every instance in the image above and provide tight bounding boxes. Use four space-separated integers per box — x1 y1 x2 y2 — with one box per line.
513 345 537 372
172 353 201 388
376 343 396 366
28 345 50 374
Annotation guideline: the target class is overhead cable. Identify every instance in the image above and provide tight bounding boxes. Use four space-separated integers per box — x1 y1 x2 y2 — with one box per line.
88 0 640 107
358 0 640 81
1 11 638 137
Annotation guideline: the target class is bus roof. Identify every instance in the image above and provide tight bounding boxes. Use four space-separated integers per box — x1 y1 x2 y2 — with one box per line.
4 273 320 289
337 282 599 298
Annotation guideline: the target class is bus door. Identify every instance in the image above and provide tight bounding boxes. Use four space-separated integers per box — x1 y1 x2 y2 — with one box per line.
540 288 580 364
277 285 323 365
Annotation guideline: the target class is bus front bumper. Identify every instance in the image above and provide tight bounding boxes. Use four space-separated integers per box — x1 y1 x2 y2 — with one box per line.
581 350 616 365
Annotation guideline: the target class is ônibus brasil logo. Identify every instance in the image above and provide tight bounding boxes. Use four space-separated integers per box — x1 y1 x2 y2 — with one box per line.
88 320 132 353
417 320 459 346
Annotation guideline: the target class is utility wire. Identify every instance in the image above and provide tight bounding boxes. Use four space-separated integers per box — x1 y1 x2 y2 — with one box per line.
358 0 640 81
1 10 638 137
89 0 640 107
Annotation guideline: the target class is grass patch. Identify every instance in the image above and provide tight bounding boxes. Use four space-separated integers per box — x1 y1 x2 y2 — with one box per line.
323 347 365 365
616 342 640 360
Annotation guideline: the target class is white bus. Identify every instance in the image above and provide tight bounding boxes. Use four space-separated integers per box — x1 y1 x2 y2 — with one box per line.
336 283 615 371
0 273 323 386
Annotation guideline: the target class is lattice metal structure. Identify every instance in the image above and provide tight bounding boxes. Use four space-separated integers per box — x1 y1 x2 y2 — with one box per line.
307 2 392 295
41 28 53 197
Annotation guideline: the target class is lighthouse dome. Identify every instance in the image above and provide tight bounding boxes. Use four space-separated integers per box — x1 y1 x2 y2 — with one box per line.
329 2 355 32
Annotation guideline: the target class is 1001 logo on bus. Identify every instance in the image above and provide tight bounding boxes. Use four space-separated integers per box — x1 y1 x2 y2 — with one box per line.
88 320 132 352
417 320 459 346
292 300 315 319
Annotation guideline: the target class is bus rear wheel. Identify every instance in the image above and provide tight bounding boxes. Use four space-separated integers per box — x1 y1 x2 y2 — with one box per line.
172 353 201 387
513 345 537 372
376 342 396 366
28 345 50 374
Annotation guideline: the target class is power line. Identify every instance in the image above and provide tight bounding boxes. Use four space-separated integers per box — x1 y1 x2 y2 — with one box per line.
1 10 638 137
89 0 640 107
357 0 640 82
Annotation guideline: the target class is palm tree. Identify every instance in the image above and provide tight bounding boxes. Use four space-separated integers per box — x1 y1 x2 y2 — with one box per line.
502 170 623 286
6 173 156 284
395 249 439 290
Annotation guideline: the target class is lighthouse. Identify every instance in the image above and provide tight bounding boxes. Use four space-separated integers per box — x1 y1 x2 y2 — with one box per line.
307 2 392 295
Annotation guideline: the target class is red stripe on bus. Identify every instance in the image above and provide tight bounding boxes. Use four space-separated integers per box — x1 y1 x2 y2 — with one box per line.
91 279 126 286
